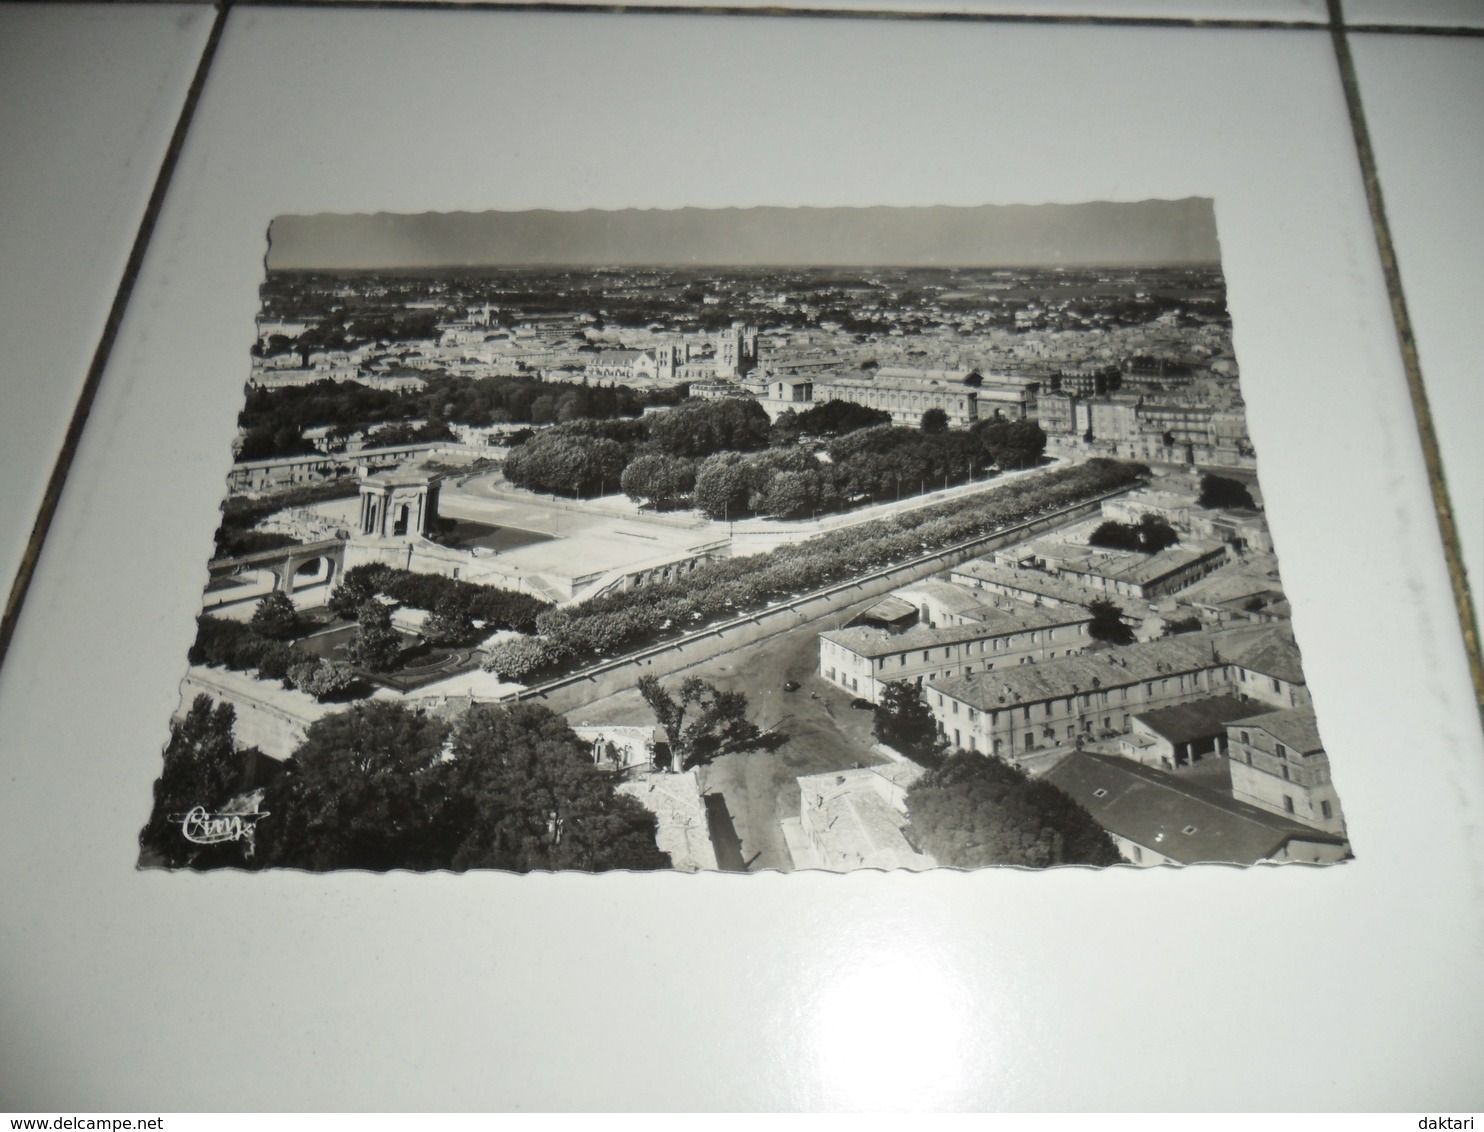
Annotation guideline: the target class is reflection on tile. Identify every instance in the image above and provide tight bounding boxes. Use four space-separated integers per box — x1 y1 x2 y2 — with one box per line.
1352 32 1484 645
0 4 214 605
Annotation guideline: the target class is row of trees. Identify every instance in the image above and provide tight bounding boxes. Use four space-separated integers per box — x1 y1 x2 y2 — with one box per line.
690 419 1049 522
236 375 679 461
483 459 1146 684
768 400 891 443
139 698 671 873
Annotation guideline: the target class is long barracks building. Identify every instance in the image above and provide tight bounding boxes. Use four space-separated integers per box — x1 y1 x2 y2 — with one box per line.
924 628 1308 763
819 603 1093 703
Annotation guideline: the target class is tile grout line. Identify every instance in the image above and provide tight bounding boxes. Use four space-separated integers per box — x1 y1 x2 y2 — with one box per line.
67 0 1484 35
219 0 1327 28
0 1 233 676
1327 0 1484 730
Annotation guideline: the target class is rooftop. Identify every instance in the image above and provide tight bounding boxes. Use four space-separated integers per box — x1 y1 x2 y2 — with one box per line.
1223 628 1307 685
796 765 935 872
1133 695 1273 745
951 558 1107 608
1231 706 1323 754
816 371 977 393
857 595 919 625
1058 542 1226 587
822 604 1084 660
1043 750 1347 865
928 633 1228 711
592 349 653 365
362 464 446 489
895 578 1035 622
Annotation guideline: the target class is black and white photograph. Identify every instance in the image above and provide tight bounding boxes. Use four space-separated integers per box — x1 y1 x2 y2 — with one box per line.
140 199 1351 873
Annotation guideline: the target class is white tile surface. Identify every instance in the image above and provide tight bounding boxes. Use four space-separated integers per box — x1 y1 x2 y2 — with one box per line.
1 10 1481 1110
0 3 214 609
289 0 1331 18
1344 0 1484 28
1352 32 1484 647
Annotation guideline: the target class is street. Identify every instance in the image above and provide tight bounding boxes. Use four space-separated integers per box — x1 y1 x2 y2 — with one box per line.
567 591 892 871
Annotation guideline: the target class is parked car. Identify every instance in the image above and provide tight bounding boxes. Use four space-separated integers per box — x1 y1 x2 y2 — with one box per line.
782 680 801 692
850 697 873 710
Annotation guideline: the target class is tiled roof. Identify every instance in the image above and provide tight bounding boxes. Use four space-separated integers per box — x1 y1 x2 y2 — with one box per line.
928 634 1226 711
951 559 1103 607
1134 695 1273 745
1226 630 1307 685
895 578 1005 619
1231 706 1323 754
822 605 1083 660
1043 750 1346 865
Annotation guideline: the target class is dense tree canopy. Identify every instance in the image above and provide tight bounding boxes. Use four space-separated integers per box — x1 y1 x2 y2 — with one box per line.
249 591 300 641
905 751 1121 869
621 453 698 509
256 701 455 870
645 398 771 459
873 681 941 762
501 430 629 498
1198 473 1256 510
1089 514 1180 553
1087 599 1136 645
970 418 1047 470
421 596 480 647
254 701 669 872
347 600 403 672
236 375 660 460
921 407 949 434
189 614 313 683
139 695 256 868
439 703 670 871
693 452 754 522
769 400 891 445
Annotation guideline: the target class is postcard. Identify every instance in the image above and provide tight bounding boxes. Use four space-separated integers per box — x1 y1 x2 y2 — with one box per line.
139 200 1350 872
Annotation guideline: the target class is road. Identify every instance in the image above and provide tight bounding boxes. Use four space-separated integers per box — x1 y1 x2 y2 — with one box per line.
568 592 891 872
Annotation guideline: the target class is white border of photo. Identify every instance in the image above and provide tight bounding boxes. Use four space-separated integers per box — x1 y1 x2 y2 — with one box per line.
1 8 1480 1111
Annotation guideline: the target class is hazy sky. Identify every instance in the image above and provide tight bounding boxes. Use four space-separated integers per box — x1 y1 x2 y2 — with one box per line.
266 199 1220 271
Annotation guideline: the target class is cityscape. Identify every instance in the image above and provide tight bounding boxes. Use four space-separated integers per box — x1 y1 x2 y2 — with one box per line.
140 202 1351 873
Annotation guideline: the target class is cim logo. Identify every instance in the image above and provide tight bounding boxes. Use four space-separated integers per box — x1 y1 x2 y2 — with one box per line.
173 806 269 854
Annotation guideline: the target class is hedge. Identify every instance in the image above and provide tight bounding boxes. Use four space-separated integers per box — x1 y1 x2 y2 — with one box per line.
332 563 551 635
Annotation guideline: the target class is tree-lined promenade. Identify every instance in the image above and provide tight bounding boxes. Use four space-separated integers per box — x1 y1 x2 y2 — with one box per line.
485 458 1146 685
